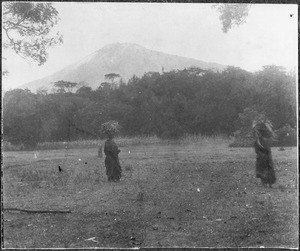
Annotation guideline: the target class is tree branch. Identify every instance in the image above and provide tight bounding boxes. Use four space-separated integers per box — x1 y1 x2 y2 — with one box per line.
3 207 71 214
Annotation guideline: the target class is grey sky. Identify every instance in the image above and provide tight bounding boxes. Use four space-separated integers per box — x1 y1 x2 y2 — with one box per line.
2 3 298 90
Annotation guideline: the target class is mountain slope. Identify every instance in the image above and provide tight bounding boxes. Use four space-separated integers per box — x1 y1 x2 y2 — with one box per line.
22 43 227 91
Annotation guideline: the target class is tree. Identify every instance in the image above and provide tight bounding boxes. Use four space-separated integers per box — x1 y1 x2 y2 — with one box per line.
253 65 297 128
2 2 63 66
76 86 92 98
104 73 121 89
53 80 78 93
3 89 41 148
3 65 296 144
213 4 251 33
105 73 120 83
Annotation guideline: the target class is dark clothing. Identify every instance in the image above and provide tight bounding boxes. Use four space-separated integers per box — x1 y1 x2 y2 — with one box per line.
104 139 122 181
254 137 276 186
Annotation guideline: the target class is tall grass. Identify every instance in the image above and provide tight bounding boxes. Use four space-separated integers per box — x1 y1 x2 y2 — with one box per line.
38 140 100 150
2 141 25 151
178 134 230 145
3 134 231 151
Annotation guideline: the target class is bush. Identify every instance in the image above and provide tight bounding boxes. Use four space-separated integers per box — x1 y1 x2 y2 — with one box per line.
229 124 297 147
229 107 296 148
274 125 297 147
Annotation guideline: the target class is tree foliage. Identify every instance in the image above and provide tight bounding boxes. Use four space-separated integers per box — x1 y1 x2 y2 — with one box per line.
53 80 79 93
3 65 297 147
105 73 120 82
213 4 251 33
104 73 121 89
3 89 41 148
2 2 63 65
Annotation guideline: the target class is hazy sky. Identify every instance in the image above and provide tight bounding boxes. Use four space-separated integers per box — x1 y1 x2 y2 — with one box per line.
2 3 298 90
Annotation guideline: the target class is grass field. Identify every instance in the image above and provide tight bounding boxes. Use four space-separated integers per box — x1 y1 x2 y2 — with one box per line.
2 134 229 151
2 139 298 248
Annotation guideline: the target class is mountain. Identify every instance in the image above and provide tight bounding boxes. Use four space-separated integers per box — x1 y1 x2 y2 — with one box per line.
22 43 227 91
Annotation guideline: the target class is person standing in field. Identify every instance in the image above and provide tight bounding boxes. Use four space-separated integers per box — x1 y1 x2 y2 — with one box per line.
252 120 276 188
101 121 122 182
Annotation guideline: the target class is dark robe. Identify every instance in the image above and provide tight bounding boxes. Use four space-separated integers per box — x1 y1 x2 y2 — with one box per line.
254 137 276 186
104 139 122 181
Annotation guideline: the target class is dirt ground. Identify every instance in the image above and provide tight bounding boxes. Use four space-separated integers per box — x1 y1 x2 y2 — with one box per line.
2 142 298 248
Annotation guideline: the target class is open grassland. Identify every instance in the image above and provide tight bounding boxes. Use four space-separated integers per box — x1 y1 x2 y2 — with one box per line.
2 134 230 151
2 139 298 248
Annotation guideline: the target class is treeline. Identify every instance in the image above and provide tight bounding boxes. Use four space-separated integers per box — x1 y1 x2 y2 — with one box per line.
3 65 297 148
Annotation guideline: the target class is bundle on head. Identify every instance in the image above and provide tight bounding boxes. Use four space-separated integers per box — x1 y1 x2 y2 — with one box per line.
252 119 275 139
101 120 120 137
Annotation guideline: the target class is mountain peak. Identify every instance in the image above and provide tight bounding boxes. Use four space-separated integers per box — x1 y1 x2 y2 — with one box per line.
102 42 144 49
99 43 148 56
22 43 227 92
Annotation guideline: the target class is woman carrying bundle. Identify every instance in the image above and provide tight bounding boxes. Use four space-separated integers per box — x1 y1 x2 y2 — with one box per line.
252 120 276 188
101 121 122 182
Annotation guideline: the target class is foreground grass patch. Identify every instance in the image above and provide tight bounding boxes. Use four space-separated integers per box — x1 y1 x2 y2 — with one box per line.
2 143 298 248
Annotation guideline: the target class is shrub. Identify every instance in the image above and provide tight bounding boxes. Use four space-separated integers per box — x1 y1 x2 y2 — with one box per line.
230 107 278 148
274 124 297 147
230 125 297 147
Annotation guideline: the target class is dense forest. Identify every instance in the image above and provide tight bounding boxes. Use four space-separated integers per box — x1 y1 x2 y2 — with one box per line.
3 65 297 148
